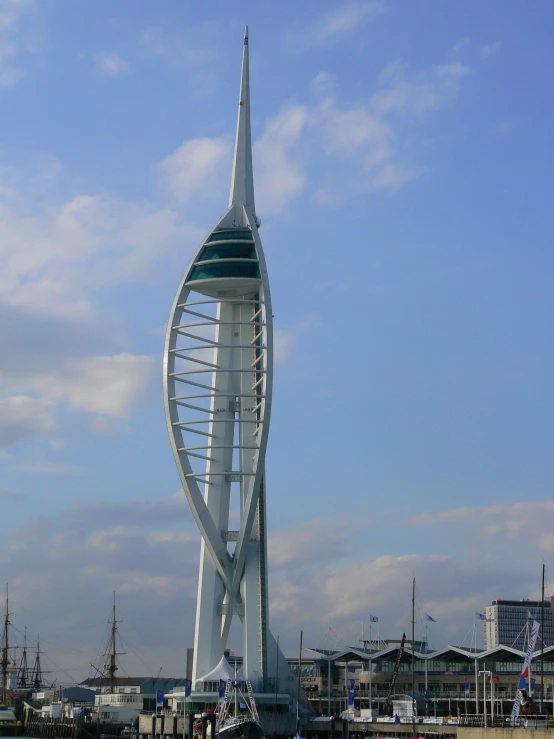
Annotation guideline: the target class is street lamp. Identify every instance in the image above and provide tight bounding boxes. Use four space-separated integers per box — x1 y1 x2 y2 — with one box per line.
478 671 492 727
326 656 332 717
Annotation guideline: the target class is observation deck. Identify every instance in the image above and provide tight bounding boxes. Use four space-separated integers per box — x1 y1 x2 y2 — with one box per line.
186 227 261 298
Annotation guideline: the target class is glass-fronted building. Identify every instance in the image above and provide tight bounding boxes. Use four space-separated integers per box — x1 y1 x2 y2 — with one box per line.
484 599 554 651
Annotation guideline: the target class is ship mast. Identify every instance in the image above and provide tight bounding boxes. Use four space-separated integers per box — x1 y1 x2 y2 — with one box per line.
105 592 125 693
1 585 11 704
17 626 28 689
541 563 545 713
411 577 416 739
31 635 44 690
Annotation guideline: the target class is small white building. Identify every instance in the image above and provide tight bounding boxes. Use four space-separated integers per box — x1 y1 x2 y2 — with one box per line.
94 692 144 724
79 677 186 725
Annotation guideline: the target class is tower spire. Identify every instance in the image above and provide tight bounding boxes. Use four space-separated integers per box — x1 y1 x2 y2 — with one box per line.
229 26 256 219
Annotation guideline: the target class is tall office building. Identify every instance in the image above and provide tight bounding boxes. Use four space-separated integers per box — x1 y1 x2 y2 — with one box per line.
484 599 554 651
162 29 273 688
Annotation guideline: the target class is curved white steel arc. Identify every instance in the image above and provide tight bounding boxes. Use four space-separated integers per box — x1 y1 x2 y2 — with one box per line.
162 205 272 683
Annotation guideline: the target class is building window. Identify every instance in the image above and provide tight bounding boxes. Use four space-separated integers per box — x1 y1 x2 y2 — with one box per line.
206 230 253 243
188 261 260 281
199 244 257 261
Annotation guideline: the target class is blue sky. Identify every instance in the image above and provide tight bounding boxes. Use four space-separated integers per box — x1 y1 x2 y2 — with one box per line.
0 0 553 680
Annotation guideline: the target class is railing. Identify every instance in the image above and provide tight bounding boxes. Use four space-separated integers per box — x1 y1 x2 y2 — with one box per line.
308 690 483 699
459 714 553 728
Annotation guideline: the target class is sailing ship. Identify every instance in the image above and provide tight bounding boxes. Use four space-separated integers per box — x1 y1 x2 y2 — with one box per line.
0 585 48 735
194 668 263 739
1 585 48 705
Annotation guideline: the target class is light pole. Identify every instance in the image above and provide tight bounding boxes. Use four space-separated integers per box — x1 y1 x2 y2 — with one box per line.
478 671 492 727
327 656 332 717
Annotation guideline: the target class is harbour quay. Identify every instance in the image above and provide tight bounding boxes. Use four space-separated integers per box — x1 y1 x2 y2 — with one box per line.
305 720 552 739
137 707 296 738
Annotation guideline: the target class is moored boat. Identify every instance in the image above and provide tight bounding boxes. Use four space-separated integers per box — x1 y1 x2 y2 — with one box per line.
0 703 22 736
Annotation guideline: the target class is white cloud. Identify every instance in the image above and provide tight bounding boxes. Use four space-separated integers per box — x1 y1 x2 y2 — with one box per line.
140 27 218 68
292 1 387 48
313 97 392 163
0 0 36 88
409 500 554 545
451 38 470 54
0 145 204 452
269 517 358 568
19 353 156 418
158 137 231 203
273 314 319 364
269 546 521 643
370 163 417 190
310 71 336 96
95 52 131 77
13 459 83 475
0 494 199 679
0 0 34 31
312 187 342 206
274 329 295 364
0 185 193 318
305 58 469 197
372 60 470 116
481 42 501 58
0 395 54 447
254 104 308 214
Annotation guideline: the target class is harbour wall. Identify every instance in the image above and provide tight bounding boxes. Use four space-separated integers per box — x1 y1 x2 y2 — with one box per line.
23 717 101 739
137 712 297 737
306 721 554 739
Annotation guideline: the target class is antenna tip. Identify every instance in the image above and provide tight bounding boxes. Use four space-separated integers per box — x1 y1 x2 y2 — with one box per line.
244 26 248 43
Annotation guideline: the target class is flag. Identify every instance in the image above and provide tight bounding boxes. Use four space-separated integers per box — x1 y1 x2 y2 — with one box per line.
218 679 226 699
475 612 486 621
464 679 469 694
156 689 164 708
511 620 540 724
424 690 429 701
184 679 192 698
425 613 436 623
370 615 378 623
395 714 400 726
527 610 533 619
348 679 355 708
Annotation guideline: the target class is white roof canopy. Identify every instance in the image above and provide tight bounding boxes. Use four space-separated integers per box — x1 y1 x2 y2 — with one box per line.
198 656 238 683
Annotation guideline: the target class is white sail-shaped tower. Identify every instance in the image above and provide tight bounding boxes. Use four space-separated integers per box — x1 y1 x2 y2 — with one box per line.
163 28 272 688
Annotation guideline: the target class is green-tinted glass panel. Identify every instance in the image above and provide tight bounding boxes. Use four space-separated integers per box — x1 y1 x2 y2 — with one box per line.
206 230 253 243
199 244 256 261
188 261 260 281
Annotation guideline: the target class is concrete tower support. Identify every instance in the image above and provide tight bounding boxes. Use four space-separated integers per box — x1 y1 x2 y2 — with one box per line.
163 28 272 689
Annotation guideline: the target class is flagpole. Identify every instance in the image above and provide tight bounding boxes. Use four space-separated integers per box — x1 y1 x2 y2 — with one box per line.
411 578 415 739
184 688 187 739
273 635 279 736
541 563 545 713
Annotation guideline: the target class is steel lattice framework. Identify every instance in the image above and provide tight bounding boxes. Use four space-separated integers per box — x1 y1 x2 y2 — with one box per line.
162 28 273 688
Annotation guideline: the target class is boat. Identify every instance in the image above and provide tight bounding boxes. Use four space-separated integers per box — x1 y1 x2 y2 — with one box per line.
194 673 263 739
0 703 22 735
217 714 263 739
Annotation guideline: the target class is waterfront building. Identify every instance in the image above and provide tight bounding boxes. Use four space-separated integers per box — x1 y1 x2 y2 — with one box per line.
79 677 185 724
295 640 554 717
162 28 276 691
484 599 554 651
